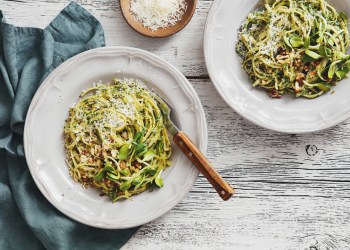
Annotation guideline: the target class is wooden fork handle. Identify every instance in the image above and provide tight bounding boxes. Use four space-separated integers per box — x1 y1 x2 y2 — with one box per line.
173 131 234 201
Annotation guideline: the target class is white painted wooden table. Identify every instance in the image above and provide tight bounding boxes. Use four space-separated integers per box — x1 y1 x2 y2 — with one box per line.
2 1 350 249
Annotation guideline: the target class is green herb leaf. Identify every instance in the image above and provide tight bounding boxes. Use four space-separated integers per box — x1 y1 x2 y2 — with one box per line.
120 168 131 176
319 46 331 58
118 144 130 160
120 180 132 191
106 172 120 181
328 62 338 79
314 83 331 92
305 50 322 59
103 166 115 172
145 169 157 176
95 169 105 181
343 61 350 73
289 35 304 48
334 51 349 60
95 165 115 181
155 176 163 187
131 175 144 185
143 149 156 162
105 161 112 167
132 131 143 145
335 70 347 80
302 54 317 62
283 35 292 48
310 35 317 46
154 170 164 188
136 143 148 156
134 182 143 190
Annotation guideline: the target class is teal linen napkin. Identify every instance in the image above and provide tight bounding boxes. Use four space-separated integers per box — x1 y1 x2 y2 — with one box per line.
0 2 138 249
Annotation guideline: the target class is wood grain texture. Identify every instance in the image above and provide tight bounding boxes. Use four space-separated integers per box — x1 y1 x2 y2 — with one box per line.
0 0 210 77
2 0 350 249
123 79 350 250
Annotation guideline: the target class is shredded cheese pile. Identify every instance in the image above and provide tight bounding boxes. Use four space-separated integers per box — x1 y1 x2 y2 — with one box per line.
130 0 188 31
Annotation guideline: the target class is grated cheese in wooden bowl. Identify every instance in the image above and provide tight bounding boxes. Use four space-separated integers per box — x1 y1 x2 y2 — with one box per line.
130 0 188 32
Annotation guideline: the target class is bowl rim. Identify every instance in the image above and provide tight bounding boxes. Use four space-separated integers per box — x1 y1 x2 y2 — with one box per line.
24 46 208 229
203 0 350 134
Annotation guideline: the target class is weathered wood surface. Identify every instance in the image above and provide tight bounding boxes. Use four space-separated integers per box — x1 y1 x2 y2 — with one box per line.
2 0 350 249
1 0 210 77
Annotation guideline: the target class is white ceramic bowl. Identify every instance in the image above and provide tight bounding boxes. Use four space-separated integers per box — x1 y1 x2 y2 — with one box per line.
204 0 350 133
24 47 207 229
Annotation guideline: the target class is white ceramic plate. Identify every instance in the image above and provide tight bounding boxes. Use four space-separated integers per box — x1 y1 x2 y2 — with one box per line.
24 47 207 229
204 0 350 133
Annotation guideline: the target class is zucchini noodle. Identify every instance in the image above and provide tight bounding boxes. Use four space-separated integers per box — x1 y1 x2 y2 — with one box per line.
236 0 350 98
64 78 171 202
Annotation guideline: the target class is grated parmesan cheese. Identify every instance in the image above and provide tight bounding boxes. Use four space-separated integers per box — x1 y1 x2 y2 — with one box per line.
130 0 188 31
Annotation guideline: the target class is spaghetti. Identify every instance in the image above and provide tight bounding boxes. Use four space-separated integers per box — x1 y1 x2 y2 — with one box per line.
236 0 350 98
64 78 172 202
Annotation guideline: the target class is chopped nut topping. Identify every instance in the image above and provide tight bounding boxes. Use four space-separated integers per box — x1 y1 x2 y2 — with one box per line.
120 161 126 169
135 162 141 169
296 73 305 84
267 89 281 98
311 60 321 67
309 71 316 77
277 47 287 55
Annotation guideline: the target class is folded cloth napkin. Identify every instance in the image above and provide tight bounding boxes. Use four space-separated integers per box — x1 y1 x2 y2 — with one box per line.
0 2 138 249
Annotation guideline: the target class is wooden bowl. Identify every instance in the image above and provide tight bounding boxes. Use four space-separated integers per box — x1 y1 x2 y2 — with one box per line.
119 0 197 38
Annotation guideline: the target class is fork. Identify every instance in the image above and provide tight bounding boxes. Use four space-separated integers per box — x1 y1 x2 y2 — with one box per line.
154 94 235 201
